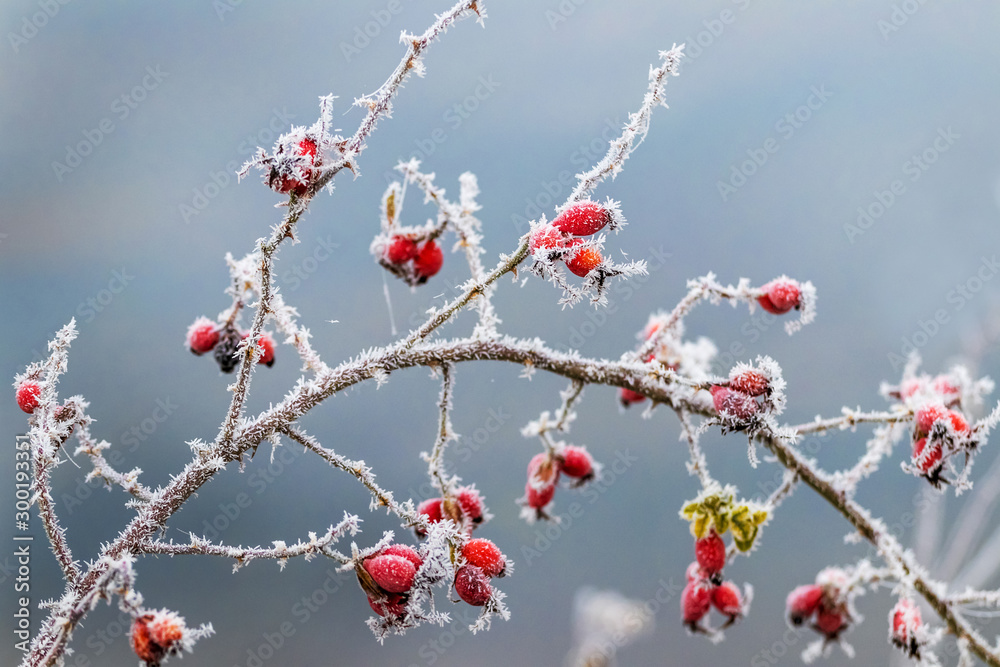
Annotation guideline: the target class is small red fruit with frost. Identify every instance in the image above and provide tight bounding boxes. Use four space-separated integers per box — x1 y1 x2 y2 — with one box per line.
912 437 942 474
241 331 275 367
363 554 417 594
368 592 408 617
695 531 726 582
462 538 507 577
710 385 759 420
560 445 594 479
564 240 602 277
456 487 485 525
186 317 219 356
413 240 443 280
131 612 184 666
455 564 492 606
947 410 970 435
385 236 418 264
730 370 769 397
891 598 922 655
712 581 744 619
529 225 567 255
681 581 712 625
551 200 611 236
619 387 646 407
416 498 443 536
786 584 823 626
815 607 845 638
273 138 318 196
525 452 560 509
381 544 423 571
915 403 948 434
758 279 801 315
16 381 41 414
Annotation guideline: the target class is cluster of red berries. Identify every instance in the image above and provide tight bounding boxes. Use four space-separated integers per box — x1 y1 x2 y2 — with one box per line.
709 368 772 424
131 610 186 666
756 277 802 315
785 577 851 642
897 373 961 404
454 538 508 607
268 137 319 197
520 446 595 519
186 317 275 374
529 200 615 278
381 235 444 284
359 542 426 618
415 486 485 537
16 379 41 414
890 597 925 659
681 531 749 631
910 401 971 482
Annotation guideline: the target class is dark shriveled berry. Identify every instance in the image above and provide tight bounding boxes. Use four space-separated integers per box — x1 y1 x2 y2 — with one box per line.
213 325 242 374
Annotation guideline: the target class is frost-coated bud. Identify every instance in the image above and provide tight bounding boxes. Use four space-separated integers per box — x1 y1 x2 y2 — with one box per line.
186 317 219 356
131 611 186 666
363 554 417 594
462 538 507 577
455 564 492 606
16 381 41 414
414 240 444 281
785 584 823 626
757 278 801 315
551 200 612 236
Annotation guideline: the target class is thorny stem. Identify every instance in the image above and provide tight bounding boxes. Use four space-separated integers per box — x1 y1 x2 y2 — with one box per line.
675 408 712 488
791 409 912 435
428 364 456 498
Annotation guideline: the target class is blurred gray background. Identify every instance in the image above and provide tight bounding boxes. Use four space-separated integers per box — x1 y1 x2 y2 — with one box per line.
3 1 1000 665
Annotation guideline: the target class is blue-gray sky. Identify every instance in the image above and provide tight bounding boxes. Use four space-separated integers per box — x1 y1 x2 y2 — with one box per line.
3 1 1000 665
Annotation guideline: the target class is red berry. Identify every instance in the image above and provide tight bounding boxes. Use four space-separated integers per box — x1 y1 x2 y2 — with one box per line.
695 531 726 580
381 544 423 571
912 437 943 474
367 592 408 617
363 554 417 594
619 387 646 407
413 240 444 280
462 538 506 577
947 410 970 435
891 598 922 651
900 378 926 399
241 331 276 367
385 235 418 264
710 385 759 420
416 498 443 536
730 370 769 397
786 585 823 626
131 612 184 666
681 581 712 625
932 376 960 398
564 240 602 277
456 487 484 525
529 225 568 255
758 279 801 315
560 446 594 479
454 564 492 606
525 453 560 509
186 317 219 356
643 319 665 341
915 403 948 434
686 561 707 583
274 138 319 196
712 581 744 619
815 607 845 637
16 381 41 414
551 200 611 236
